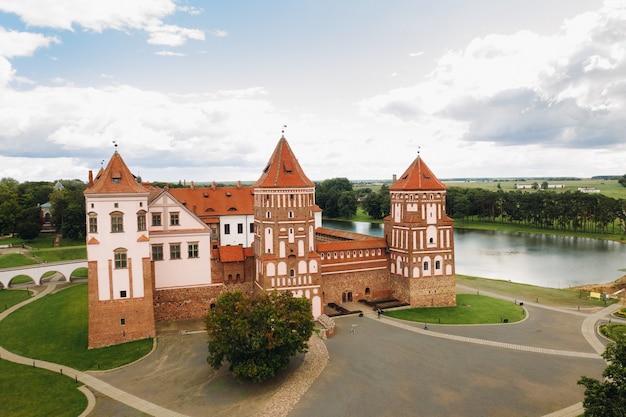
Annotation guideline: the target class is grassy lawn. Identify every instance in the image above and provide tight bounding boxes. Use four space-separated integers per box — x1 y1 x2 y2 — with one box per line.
457 275 617 309
385 294 526 324
455 218 626 242
0 289 32 310
31 246 87 263
599 323 626 341
0 359 87 417
0 283 153 371
0 253 38 268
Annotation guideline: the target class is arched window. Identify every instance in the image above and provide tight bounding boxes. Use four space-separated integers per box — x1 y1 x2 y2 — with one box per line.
288 210 294 218
290 268 295 277
114 248 127 269
423 261 429 271
110 211 124 233
88 212 98 233
435 260 441 270
137 210 146 231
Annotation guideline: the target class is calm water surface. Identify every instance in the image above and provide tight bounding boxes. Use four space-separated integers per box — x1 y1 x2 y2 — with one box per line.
322 220 626 288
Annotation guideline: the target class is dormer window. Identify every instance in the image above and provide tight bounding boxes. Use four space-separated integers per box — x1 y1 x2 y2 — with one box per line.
111 171 122 184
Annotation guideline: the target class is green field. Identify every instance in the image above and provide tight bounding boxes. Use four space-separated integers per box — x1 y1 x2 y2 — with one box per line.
457 275 616 309
444 178 626 199
0 289 32 310
385 293 526 324
0 359 87 417
0 283 153 371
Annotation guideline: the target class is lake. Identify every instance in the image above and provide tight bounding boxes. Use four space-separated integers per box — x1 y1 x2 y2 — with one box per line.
322 220 626 288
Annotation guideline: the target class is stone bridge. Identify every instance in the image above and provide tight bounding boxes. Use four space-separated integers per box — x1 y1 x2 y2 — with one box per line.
0 260 87 288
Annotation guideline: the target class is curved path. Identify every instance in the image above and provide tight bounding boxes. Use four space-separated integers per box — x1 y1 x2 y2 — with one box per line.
1 281 621 417
0 284 187 417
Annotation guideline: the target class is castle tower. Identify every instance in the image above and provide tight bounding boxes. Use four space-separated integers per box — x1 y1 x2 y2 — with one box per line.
84 151 156 348
253 136 322 317
384 155 456 307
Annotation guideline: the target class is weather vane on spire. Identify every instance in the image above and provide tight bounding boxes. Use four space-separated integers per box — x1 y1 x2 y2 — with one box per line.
418 145 421 156
282 125 287 135
112 140 118 149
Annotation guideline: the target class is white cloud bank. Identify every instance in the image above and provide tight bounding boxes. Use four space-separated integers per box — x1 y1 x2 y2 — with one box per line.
0 0 205 46
359 0 626 151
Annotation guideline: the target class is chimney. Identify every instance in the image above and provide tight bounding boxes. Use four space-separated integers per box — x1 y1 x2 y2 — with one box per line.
190 181 195 191
392 174 397 183
237 180 241 190
212 181 216 191
88 170 94 187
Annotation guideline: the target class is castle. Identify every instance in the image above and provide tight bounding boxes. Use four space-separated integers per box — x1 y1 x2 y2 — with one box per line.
84 136 456 348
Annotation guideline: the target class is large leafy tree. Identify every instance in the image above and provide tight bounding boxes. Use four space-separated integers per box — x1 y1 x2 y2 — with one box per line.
316 177 355 218
578 337 626 416
205 290 314 382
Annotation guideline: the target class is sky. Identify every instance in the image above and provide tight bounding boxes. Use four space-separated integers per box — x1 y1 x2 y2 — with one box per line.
0 0 625 184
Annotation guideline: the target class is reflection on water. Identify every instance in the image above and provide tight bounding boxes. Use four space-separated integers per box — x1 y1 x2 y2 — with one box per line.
322 220 626 288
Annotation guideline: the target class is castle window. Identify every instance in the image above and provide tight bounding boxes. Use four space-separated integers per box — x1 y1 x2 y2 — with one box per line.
120 290 127 298
288 210 294 218
120 318 126 326
423 261 429 271
88 213 97 233
111 212 124 233
435 260 441 270
151 244 163 261
429 237 434 244
224 224 231 234
137 211 146 231
290 268 295 277
266 211 271 218
188 242 199 258
114 203 118 208
236 273 241 282
320 253 325 260
359 250 363 257
250 223 254 233
170 243 181 260
152 213 162 226
237 223 243 234
365 287 371 295
114 248 127 269
170 212 180 226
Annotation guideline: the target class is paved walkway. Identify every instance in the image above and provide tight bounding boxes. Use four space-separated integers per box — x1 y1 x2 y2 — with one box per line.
1 281 622 416
0 284 188 417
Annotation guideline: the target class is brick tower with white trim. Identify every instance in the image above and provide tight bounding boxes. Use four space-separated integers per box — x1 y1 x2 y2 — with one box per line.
253 136 323 317
84 151 156 348
384 155 456 307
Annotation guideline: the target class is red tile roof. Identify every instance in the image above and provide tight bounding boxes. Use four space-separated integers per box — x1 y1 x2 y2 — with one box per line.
253 136 314 188
84 152 149 194
219 245 245 262
390 156 446 191
168 186 254 219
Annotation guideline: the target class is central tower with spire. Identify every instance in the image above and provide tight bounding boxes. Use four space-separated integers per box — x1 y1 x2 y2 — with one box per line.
253 135 322 317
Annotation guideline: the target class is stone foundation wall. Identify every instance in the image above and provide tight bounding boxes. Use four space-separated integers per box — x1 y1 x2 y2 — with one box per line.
320 269 391 305
390 273 456 307
153 281 255 322
88 259 156 349
409 274 456 307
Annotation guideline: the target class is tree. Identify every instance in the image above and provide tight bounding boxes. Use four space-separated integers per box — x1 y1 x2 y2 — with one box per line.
578 337 626 416
618 174 626 188
205 290 314 382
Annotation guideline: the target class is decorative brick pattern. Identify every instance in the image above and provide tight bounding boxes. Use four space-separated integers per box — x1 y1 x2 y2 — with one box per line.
88 258 156 349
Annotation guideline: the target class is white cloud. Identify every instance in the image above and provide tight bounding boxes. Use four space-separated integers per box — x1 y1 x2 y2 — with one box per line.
0 27 60 58
210 29 228 38
359 0 626 150
155 50 186 57
0 0 204 46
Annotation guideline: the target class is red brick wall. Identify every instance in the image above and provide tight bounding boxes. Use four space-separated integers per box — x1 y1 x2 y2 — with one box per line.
88 258 156 349
389 272 456 307
320 269 391 305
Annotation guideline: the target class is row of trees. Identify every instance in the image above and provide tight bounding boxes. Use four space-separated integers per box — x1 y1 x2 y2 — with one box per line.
447 187 626 234
0 177 86 240
314 178 390 220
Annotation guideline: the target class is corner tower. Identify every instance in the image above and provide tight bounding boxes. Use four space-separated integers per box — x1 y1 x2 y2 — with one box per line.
384 155 456 307
84 151 156 348
253 136 322 317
